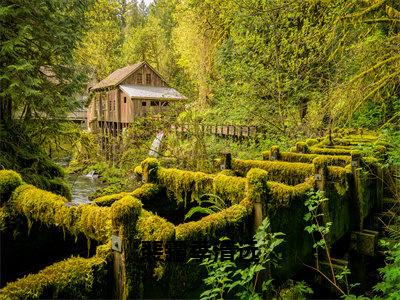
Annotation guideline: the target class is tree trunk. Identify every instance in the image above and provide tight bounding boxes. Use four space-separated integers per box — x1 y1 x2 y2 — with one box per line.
0 97 12 125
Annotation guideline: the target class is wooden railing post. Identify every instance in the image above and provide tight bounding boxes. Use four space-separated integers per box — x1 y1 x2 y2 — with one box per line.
270 146 281 161
220 152 232 170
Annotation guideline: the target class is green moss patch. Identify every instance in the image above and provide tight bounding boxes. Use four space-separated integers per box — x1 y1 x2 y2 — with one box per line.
93 192 129 207
0 170 23 204
0 244 112 300
137 210 175 241
11 184 112 242
175 197 253 241
232 159 314 185
267 177 314 207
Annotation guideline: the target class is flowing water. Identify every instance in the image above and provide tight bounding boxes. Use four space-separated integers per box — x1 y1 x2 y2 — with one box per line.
56 157 104 204
67 174 104 204
148 131 164 157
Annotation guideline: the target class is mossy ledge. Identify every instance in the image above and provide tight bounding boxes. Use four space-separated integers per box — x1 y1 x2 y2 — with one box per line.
11 184 112 242
0 170 23 204
232 159 314 185
0 244 112 300
175 197 253 241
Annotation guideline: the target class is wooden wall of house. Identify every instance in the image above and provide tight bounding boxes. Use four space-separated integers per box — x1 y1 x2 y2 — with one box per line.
121 65 167 87
121 90 134 123
88 63 175 132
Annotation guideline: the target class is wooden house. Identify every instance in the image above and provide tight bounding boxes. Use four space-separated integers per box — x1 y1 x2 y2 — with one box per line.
87 61 186 135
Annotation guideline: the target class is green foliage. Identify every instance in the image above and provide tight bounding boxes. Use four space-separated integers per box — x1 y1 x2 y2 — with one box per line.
304 190 357 296
0 244 112 300
200 218 286 300
175 197 253 241
184 194 228 221
373 241 400 299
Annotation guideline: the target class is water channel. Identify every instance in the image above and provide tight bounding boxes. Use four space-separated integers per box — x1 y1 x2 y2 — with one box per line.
57 157 104 204
67 174 104 203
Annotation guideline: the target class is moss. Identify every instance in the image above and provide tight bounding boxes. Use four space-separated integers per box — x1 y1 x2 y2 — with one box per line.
295 142 310 153
137 210 175 241
157 168 214 206
306 138 319 146
213 174 246 205
246 168 268 202
93 192 129 207
265 152 352 166
131 183 161 203
0 170 23 204
47 177 72 200
89 185 123 201
309 147 353 156
218 169 237 177
267 177 314 207
133 165 143 180
327 166 347 182
10 184 112 242
175 197 253 241
0 244 112 300
77 205 112 243
0 207 7 232
141 158 160 183
232 159 314 185
111 195 142 229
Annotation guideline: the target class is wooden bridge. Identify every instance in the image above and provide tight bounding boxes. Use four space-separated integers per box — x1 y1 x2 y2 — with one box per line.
0 129 397 298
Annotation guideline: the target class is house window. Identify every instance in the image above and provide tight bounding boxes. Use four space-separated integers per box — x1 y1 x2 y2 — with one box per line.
136 73 142 84
108 98 112 111
142 101 147 106
146 74 151 85
113 98 116 111
151 101 158 106
161 101 169 106
124 97 127 104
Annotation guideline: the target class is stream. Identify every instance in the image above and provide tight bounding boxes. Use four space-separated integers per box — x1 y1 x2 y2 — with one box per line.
67 174 104 204
56 157 104 204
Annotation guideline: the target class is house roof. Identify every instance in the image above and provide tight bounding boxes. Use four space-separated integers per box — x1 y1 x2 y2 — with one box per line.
119 84 187 101
91 61 168 91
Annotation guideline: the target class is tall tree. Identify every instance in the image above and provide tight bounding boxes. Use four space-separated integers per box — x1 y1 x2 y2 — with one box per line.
75 0 123 79
0 0 91 190
0 0 90 126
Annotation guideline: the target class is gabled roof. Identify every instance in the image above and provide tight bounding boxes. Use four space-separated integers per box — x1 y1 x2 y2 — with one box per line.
120 84 187 101
91 61 168 91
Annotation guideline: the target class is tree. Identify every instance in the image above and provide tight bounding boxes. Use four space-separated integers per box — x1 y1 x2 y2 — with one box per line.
0 0 91 193
75 0 123 79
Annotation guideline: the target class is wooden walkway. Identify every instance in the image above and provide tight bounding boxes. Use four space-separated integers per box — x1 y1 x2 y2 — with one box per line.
171 123 260 138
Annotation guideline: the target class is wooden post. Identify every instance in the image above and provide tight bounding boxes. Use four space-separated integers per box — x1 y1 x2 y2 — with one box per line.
141 158 160 183
270 146 281 161
351 151 364 230
220 152 232 170
312 158 332 249
111 197 143 299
